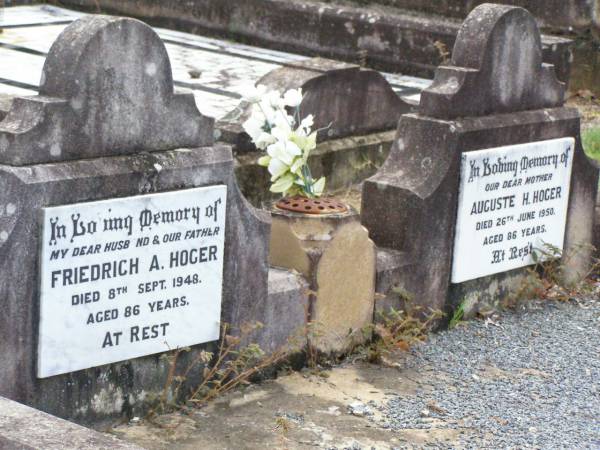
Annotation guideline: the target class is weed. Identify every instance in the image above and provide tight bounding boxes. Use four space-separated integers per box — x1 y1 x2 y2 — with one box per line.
433 40 451 65
148 322 297 420
359 301 444 365
273 416 292 449
504 242 600 308
448 300 466 329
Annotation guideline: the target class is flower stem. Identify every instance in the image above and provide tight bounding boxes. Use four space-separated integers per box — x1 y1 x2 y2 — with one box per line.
301 164 315 198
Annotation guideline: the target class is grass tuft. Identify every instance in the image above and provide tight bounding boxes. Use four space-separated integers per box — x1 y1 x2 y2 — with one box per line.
582 127 600 161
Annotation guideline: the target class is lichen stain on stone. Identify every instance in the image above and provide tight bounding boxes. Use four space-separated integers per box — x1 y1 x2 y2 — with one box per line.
357 33 390 52
50 143 61 157
0 135 8 153
344 21 355 35
145 62 157 76
89 386 124 415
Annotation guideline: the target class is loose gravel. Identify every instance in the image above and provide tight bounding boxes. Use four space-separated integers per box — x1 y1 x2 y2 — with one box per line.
381 299 600 449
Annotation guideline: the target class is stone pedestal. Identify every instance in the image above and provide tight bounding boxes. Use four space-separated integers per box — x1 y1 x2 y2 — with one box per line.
269 204 375 354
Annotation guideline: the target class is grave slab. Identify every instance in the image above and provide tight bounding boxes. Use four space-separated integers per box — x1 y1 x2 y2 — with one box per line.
0 5 429 119
52 0 574 83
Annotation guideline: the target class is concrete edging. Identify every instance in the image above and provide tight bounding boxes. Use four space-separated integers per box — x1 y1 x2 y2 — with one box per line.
0 396 144 450
58 0 574 82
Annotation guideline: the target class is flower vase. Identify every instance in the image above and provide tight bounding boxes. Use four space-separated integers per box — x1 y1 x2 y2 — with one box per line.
268 196 375 354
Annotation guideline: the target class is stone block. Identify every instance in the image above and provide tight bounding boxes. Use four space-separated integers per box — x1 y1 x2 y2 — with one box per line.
0 95 13 122
259 268 310 354
362 4 598 317
359 0 597 31
374 247 414 317
269 208 375 354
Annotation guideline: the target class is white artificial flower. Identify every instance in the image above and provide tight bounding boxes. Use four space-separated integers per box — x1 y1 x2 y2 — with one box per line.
242 84 268 104
258 155 271 167
270 173 296 193
254 101 277 127
254 131 277 150
283 88 303 107
271 115 294 140
267 140 302 166
242 115 265 143
290 158 304 175
267 157 289 181
299 114 314 134
265 90 284 109
239 85 326 198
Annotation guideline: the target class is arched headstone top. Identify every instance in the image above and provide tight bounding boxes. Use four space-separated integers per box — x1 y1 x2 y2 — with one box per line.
0 15 214 166
420 4 566 119
40 16 173 100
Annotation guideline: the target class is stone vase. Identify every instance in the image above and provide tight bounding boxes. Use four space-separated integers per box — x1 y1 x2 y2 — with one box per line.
268 196 376 354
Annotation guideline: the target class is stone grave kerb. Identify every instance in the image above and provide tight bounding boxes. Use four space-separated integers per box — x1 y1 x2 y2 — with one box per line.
361 3 598 316
0 15 214 165
0 16 271 423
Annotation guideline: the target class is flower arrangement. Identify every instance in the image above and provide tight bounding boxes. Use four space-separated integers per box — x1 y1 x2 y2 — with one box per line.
242 85 326 198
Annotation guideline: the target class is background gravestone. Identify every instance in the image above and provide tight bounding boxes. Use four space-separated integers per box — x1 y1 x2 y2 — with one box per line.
362 4 598 318
218 57 411 152
0 15 277 424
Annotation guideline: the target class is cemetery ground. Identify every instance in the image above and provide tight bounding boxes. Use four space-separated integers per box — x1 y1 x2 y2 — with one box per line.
1 3 600 449
109 295 600 449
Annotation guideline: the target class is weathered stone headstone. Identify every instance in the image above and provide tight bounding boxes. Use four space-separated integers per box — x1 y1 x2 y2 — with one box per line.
0 15 213 165
218 57 411 151
0 15 278 423
362 4 598 317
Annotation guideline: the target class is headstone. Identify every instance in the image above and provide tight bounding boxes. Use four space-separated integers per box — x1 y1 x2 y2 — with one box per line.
362 4 598 317
0 15 274 423
0 15 213 165
452 138 574 283
218 58 411 151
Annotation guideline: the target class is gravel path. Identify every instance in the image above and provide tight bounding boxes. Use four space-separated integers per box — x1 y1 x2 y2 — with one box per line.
115 298 600 450
383 299 600 449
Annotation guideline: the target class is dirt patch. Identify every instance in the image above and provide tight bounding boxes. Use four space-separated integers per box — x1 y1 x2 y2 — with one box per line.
110 363 469 449
567 95 600 131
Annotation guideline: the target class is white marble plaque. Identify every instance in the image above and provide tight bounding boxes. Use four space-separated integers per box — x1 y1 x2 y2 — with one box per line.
38 186 227 378
452 138 575 283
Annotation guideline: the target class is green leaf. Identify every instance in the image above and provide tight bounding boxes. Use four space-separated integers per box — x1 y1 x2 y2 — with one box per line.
270 173 295 193
313 177 326 197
